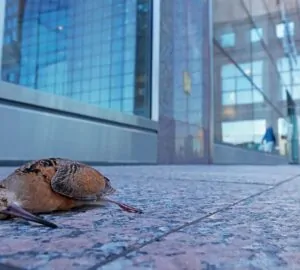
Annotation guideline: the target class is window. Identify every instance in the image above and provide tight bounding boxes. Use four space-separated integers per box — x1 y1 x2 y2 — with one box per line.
236 77 252 90
222 78 235 91
221 61 264 105
220 32 235 47
236 90 252 104
277 56 300 100
251 61 263 75
250 28 263 43
221 64 237 78
253 89 264 103
222 92 236 105
222 119 266 145
276 22 294 39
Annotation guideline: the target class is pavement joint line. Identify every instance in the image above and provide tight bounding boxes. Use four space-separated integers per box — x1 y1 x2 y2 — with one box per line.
170 178 273 186
88 173 300 270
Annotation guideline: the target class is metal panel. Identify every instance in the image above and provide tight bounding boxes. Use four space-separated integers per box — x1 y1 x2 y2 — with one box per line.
0 82 157 164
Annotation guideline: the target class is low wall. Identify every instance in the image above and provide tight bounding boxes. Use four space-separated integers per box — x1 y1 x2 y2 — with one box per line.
0 81 158 166
213 143 289 165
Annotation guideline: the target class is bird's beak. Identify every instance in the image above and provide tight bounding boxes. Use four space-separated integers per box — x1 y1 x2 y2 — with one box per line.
2 203 58 228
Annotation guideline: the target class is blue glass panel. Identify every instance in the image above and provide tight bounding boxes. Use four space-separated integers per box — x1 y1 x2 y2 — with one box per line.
1 0 152 118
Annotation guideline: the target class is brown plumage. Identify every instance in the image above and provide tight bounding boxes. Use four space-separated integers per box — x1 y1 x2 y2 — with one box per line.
0 158 142 228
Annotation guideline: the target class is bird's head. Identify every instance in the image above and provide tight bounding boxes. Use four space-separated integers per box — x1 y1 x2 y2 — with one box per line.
0 187 58 228
95 174 116 198
102 176 116 196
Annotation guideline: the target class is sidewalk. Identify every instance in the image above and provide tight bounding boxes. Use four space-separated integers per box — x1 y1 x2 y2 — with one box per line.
0 165 300 270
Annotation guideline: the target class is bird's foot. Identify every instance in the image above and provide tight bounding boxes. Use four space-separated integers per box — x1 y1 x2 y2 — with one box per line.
103 198 143 214
115 202 143 214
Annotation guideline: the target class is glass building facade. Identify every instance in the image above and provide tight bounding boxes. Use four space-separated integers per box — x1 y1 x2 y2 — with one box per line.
2 0 152 118
1 0 300 164
213 0 300 161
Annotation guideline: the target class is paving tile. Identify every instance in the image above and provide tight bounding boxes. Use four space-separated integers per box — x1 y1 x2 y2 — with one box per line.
98 176 300 270
97 165 300 186
0 165 272 270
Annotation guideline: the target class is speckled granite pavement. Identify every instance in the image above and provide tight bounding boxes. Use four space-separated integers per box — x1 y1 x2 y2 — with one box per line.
0 165 300 270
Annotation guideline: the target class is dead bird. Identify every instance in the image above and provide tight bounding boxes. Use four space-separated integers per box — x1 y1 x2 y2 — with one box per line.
0 158 142 228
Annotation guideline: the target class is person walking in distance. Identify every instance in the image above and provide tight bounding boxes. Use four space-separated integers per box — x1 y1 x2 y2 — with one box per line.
261 125 276 153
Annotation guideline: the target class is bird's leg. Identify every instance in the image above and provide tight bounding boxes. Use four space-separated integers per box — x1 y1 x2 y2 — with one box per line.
1 203 58 228
102 198 143 214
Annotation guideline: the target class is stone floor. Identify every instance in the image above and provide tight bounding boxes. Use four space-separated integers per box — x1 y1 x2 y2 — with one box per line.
0 165 300 270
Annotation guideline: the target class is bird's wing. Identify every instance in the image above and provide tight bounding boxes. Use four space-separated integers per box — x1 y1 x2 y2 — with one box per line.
50 162 107 201
1 158 59 188
12 158 61 177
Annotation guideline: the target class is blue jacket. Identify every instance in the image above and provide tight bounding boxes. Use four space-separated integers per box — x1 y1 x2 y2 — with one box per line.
262 127 276 143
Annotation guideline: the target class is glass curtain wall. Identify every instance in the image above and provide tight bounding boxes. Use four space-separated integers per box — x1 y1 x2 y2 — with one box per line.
1 0 152 118
212 0 299 158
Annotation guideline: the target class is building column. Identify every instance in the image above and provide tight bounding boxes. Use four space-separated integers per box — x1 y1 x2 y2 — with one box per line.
0 0 6 77
202 0 214 163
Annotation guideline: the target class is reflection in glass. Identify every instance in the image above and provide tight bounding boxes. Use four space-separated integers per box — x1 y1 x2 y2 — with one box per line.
222 92 236 105
277 56 300 100
236 77 252 90
1 0 153 118
222 78 235 91
253 89 264 103
251 61 263 74
222 120 266 145
276 22 295 39
236 90 252 104
252 75 262 89
213 0 293 158
221 64 237 77
221 61 263 105
250 28 263 43
220 32 235 47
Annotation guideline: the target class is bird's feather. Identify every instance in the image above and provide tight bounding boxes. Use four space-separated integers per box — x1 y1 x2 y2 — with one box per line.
50 161 107 201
